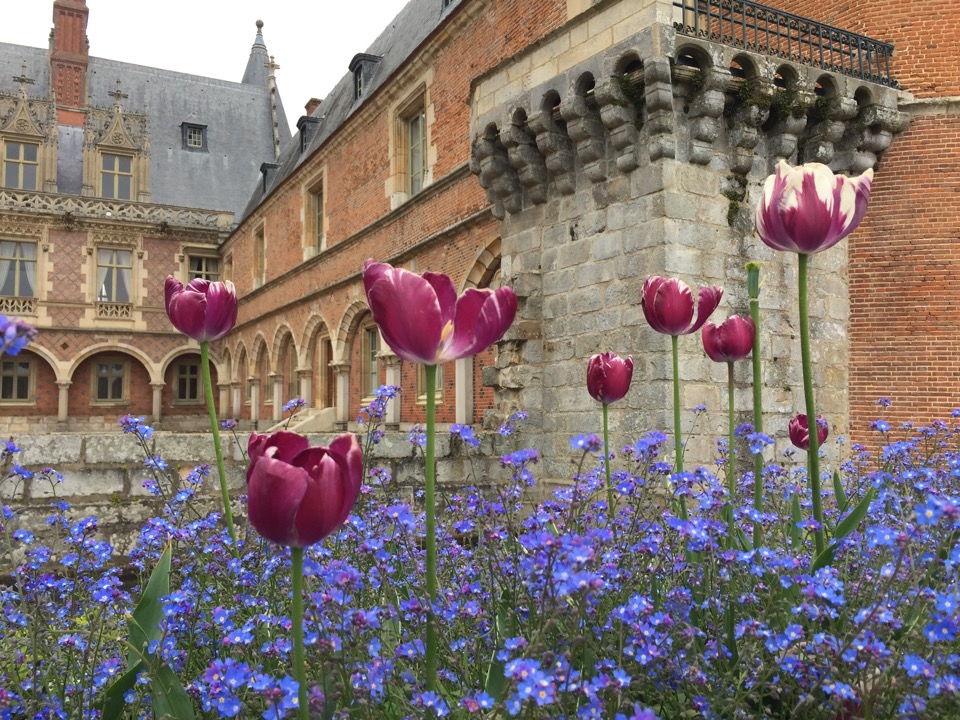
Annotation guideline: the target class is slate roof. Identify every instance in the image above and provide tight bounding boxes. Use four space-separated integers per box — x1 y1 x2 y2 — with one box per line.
238 0 460 223
0 24 290 220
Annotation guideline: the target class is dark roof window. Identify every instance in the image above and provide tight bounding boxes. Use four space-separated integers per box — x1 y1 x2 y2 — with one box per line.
181 123 208 152
348 53 383 101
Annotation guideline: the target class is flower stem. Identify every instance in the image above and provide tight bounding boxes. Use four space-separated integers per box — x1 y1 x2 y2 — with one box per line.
290 546 309 720
748 263 764 547
798 253 825 556
602 402 614 518
727 361 736 549
671 334 688 520
201 341 237 551
424 363 438 696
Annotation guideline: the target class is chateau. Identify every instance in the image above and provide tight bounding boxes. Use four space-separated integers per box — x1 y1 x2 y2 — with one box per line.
2 0 956 476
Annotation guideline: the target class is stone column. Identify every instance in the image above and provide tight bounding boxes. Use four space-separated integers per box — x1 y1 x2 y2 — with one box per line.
150 382 165 424
296 368 313 407
381 352 402 427
248 377 260 426
56 381 71 427
217 383 230 418
331 362 351 428
231 382 241 418
269 372 283 422
455 357 474 425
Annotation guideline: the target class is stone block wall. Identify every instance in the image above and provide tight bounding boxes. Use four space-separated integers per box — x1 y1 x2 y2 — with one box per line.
470 0 907 476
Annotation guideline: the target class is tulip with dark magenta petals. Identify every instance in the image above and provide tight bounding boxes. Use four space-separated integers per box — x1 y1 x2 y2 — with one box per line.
755 160 873 255
702 316 755 363
164 276 238 343
587 352 634 404
362 260 517 364
247 430 362 547
641 276 723 337
789 413 829 451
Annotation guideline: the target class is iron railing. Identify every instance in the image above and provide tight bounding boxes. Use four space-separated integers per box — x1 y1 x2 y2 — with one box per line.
672 0 896 87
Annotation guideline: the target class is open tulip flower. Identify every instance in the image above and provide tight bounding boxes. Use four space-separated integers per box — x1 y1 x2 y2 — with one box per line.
362 259 517 364
164 276 238 342
755 160 873 255
641 276 723 336
702 315 755 363
587 352 634 404
247 430 362 547
789 413 829 451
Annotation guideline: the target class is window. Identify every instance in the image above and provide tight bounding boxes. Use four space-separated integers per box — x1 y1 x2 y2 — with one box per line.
405 105 426 195
188 256 220 281
0 357 32 402
417 363 444 403
354 68 364 100
223 254 234 283
175 362 201 402
253 226 265 286
361 324 380 398
94 360 126 402
286 349 298 400
0 241 36 297
182 123 207 151
96 248 132 303
312 186 324 250
101 153 133 200
3 141 38 190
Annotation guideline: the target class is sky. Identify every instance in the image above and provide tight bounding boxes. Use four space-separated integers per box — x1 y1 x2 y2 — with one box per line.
1 0 411 132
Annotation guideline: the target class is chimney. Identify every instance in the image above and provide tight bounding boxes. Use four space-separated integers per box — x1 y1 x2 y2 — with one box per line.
50 0 89 125
304 98 322 115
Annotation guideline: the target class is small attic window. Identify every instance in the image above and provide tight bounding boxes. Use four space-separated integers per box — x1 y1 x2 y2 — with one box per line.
181 123 207 152
354 68 364 100
442 0 455 8
349 53 382 102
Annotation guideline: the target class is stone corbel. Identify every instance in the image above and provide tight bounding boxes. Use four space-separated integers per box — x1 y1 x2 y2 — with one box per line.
687 66 729 166
499 108 549 206
528 104 577 196
643 57 675 161
560 80 607 183
595 74 640 174
470 130 522 219
848 104 911 173
801 95 859 166
766 89 815 164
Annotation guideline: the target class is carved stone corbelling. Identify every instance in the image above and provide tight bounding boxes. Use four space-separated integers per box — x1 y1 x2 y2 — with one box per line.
500 110 549 206
800 95 859 165
528 104 576 196
643 57 675 161
596 74 640 174
560 78 607 183
470 128 522 219
686 66 729 166
847 104 911 173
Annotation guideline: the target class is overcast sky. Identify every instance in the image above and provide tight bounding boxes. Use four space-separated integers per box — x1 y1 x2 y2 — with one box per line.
1 0 410 132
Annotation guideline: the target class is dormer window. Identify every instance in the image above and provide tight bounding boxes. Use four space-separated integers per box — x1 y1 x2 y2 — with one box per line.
355 68 364 99
348 53 383 102
181 123 208 151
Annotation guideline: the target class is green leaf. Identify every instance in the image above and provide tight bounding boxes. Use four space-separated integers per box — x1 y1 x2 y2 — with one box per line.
149 659 196 720
811 542 838 574
127 543 172 670
483 590 515 701
832 470 848 512
99 660 144 720
834 487 877 541
789 494 803 548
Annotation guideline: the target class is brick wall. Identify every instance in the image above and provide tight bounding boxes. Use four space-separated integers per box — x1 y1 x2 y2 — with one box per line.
68 353 152 418
2 350 58 417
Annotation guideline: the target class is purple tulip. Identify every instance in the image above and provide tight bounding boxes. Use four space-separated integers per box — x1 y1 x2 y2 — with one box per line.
164 276 238 342
641 276 723 336
702 316 755 363
789 413 829 451
246 431 362 547
755 160 873 254
587 352 634 404
362 260 517 364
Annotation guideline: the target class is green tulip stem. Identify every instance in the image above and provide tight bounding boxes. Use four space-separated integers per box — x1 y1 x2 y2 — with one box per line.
727 361 737 549
748 263 764 547
798 253 825 556
671 334 688 520
424 363 438 696
201 341 237 551
290 546 309 720
602 402 614 518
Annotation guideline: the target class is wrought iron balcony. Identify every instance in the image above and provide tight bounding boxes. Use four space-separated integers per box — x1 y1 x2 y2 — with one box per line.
672 0 896 87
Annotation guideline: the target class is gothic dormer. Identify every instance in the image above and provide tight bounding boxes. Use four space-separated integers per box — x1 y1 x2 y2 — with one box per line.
0 65 57 192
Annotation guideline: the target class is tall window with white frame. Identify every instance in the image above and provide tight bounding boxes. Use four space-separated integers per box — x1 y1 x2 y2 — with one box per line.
361 324 380 398
406 104 426 196
100 153 132 200
96 248 132 303
0 241 36 299
94 360 126 403
3 141 38 190
188 256 220 282
0 356 32 402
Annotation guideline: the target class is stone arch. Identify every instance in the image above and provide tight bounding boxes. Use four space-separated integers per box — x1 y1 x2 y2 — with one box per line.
233 341 249 381
773 63 800 90
66 342 161 384
250 333 270 372
21 343 66 383
335 299 371 363
675 44 712 72
299 313 332 366
462 237 503 291
158 345 225 380
814 74 839 98
730 53 759 80
271 323 297 366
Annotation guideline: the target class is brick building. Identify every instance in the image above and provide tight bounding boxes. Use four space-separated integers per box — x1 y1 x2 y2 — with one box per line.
4 0 955 471
0 0 287 432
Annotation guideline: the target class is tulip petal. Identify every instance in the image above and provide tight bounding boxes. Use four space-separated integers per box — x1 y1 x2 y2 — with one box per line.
202 281 238 341
423 272 458 330
290 450 345 546
690 285 723 334
328 433 363 522
640 276 670 334
448 287 517 360
246 453 309 546
365 266 444 364
653 279 694 336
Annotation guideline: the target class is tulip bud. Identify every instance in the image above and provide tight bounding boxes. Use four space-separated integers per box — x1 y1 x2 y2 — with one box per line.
789 413 829 451
587 352 634 404
641 276 723 337
164 276 238 343
702 316 755 363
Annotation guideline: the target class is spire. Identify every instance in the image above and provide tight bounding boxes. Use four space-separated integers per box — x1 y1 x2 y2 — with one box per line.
241 19 270 86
